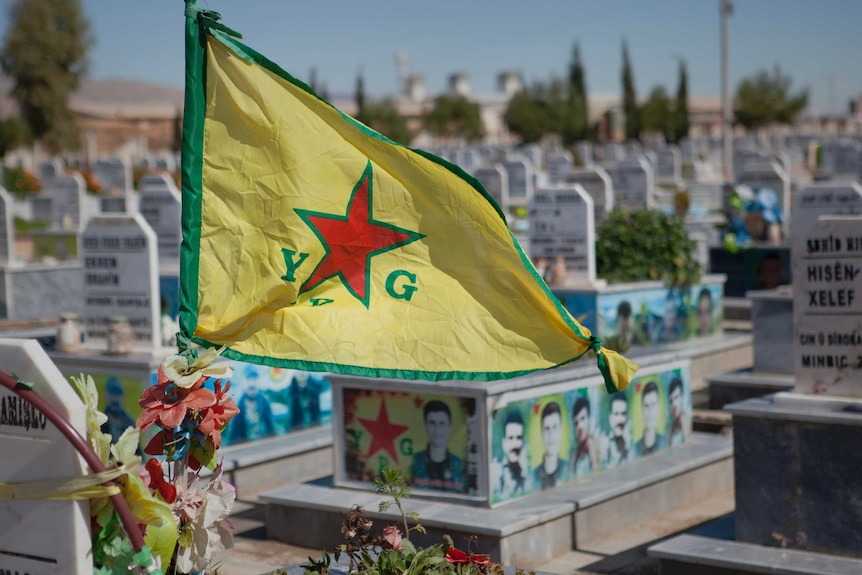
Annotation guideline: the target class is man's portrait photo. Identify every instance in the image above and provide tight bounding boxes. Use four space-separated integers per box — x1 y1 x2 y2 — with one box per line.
491 409 530 500
533 400 568 489
571 395 600 478
636 381 666 456
412 400 466 493
599 391 631 469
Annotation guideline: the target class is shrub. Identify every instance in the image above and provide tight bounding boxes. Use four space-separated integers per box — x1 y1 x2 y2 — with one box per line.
596 208 700 286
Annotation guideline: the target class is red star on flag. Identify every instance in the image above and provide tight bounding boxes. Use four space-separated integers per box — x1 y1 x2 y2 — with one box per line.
297 161 423 308
358 399 410 462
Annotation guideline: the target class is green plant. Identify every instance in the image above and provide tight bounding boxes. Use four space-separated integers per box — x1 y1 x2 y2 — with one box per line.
596 208 700 286
303 468 535 575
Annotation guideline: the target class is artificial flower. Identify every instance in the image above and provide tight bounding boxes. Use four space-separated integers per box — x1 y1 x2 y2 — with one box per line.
380 525 403 550
197 380 240 450
174 464 236 573
161 347 233 389
145 458 177 504
137 384 216 431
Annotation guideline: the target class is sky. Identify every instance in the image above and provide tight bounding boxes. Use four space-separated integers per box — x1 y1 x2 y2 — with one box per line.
1 0 860 115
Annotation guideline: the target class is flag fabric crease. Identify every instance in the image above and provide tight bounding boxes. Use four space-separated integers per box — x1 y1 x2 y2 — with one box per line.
180 3 638 392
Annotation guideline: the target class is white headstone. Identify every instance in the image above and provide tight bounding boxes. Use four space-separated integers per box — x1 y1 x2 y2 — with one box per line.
610 157 655 210
792 216 862 396
474 165 509 212
0 338 90 575
790 183 862 242
138 173 182 262
0 187 13 262
738 160 791 221
567 166 613 222
503 158 534 205
81 214 160 349
528 185 595 282
49 174 86 231
656 146 682 184
546 152 574 184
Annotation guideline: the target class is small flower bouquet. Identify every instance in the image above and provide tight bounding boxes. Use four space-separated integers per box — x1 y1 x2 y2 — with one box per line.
301 469 534 575
70 346 240 574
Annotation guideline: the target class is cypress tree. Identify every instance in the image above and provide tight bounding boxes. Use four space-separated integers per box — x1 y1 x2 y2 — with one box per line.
671 60 690 143
621 40 640 141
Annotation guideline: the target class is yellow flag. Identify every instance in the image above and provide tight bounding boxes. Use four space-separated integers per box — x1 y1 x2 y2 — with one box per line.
180 6 638 392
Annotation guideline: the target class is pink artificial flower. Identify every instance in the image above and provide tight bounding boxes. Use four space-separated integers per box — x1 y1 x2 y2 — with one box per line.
381 526 403 550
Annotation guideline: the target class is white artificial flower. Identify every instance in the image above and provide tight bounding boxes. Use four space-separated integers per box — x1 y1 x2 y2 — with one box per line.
161 347 234 389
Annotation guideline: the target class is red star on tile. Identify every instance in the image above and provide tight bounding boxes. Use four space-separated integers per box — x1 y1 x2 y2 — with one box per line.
357 399 410 462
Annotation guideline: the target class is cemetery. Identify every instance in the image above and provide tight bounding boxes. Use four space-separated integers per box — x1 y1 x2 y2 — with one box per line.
2 2 862 574
3 127 862 574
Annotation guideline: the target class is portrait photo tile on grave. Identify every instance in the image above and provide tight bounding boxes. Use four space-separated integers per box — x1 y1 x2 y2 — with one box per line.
0 339 91 575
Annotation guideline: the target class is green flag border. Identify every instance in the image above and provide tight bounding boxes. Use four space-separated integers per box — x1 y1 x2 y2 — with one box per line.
180 11 602 383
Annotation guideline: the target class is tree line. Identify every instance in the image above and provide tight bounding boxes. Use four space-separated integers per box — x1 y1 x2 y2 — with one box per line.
0 0 812 156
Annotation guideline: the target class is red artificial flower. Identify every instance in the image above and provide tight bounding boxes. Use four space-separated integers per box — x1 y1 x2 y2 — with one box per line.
197 379 240 450
145 458 177 503
137 366 217 431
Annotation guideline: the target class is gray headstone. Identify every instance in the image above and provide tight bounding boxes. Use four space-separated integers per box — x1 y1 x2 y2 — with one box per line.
503 158 534 204
138 173 182 261
0 338 90 574
153 154 177 173
602 142 625 165
738 160 791 222
459 148 481 174
49 174 86 231
656 146 682 183
81 214 160 349
520 143 543 170
688 183 723 217
822 140 861 181
733 148 768 181
610 157 655 210
792 215 862 396
546 152 574 184
0 187 13 262
93 159 131 195
37 159 64 184
790 183 862 242
528 185 595 282
574 141 593 167
566 166 613 223
474 165 509 211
